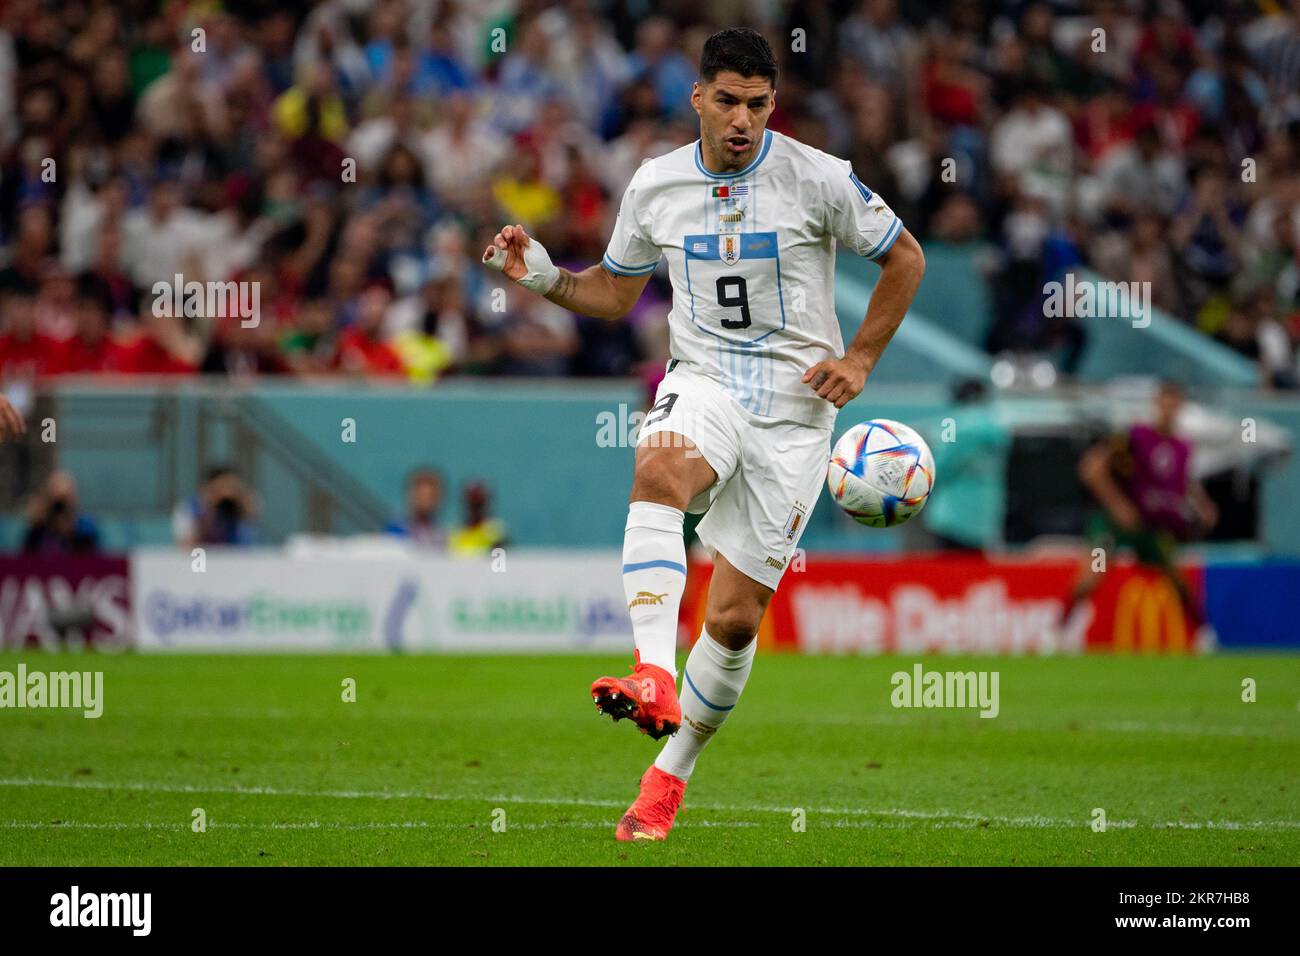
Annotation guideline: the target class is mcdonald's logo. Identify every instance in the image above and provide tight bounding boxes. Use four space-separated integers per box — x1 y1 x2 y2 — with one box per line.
1113 575 1187 653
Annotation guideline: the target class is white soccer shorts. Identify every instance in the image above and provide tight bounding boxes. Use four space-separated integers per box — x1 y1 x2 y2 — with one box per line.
637 365 832 591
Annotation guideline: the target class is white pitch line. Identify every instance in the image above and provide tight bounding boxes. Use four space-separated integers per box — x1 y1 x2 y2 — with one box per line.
0 819 1113 833
1087 719 1296 739
778 715 1298 740
96 707 1299 739
0 820 758 832
0 776 450 802
0 776 1102 827
3 776 1299 830
4 817 1295 833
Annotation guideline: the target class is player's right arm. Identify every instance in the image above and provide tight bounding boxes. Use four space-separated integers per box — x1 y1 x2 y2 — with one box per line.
481 223 650 320
1079 436 1140 530
1187 478 1219 532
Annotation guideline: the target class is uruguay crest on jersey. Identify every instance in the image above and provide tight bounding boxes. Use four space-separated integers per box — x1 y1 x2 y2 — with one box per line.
720 233 741 265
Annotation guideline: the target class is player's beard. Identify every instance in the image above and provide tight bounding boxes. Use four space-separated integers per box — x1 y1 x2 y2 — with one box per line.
711 129 758 171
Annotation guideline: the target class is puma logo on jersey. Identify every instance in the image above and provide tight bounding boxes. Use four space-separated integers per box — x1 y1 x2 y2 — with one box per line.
765 556 786 570
628 590 669 609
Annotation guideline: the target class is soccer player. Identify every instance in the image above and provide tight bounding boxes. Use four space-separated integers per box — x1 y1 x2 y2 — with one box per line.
483 28 924 841
1061 380 1220 646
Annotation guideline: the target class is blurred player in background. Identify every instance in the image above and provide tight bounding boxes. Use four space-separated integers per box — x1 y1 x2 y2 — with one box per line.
1061 381 1219 645
923 378 1009 552
448 480 508 556
386 467 448 549
483 28 924 841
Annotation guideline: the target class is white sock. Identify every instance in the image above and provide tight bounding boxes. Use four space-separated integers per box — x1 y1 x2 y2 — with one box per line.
654 628 755 781
622 501 686 674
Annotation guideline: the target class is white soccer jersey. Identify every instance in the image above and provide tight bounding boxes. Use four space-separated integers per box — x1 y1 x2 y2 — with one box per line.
602 128 903 428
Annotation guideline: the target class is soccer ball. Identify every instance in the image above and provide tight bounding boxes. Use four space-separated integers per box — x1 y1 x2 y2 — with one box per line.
826 419 935 528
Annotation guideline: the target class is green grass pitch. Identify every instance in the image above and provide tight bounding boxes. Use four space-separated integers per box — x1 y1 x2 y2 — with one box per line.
1 651 1296 866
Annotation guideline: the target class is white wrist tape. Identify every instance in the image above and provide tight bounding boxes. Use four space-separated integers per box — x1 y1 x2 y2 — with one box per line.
482 235 560 295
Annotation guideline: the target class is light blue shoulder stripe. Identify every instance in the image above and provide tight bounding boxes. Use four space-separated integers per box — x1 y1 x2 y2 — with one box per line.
865 217 903 260
602 253 658 276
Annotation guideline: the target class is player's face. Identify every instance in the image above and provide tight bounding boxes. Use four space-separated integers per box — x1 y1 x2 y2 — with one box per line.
692 72 774 171
1155 386 1183 429
410 478 441 516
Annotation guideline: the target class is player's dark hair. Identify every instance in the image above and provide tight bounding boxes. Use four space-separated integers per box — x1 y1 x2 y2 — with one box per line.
699 28 777 87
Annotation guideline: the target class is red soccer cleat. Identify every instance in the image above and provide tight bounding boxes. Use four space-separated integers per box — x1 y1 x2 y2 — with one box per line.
615 765 687 842
590 651 681 740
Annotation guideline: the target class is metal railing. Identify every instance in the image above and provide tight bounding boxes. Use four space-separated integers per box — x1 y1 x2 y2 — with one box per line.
3 380 391 543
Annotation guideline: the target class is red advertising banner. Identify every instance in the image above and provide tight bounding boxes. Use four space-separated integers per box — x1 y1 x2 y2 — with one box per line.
679 555 1203 655
0 556 132 650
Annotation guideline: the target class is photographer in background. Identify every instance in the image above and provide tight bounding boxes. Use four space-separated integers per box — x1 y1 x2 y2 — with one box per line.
172 465 260 548
21 470 101 554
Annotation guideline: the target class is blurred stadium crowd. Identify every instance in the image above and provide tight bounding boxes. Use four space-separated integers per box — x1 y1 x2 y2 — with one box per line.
0 0 1298 393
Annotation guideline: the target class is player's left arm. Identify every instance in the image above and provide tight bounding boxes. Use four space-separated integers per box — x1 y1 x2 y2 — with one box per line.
804 227 925 408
